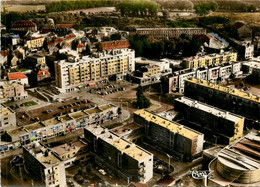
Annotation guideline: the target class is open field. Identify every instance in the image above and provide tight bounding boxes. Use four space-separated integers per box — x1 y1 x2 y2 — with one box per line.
211 12 260 27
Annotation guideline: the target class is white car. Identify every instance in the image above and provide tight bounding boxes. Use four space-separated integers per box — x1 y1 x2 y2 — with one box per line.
98 169 107 175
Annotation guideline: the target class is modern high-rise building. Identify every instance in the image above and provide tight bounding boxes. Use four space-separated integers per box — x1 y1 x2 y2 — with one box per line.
54 49 135 93
84 125 153 183
134 109 204 161
184 78 260 121
174 97 244 145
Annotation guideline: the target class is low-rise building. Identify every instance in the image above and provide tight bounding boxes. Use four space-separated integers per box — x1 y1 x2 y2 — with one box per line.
208 132 260 186
99 40 130 51
7 72 29 85
51 141 89 168
5 104 118 145
1 83 28 101
184 78 260 121
134 109 204 161
174 97 244 145
11 20 37 32
0 104 16 129
26 37 45 50
136 28 206 40
84 125 153 183
242 61 260 82
183 52 237 69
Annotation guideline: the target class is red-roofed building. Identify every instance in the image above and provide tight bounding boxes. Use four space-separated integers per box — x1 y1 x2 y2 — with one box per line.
37 69 50 81
56 24 75 28
100 40 130 51
232 22 252 39
0 50 9 65
11 20 37 32
76 43 85 53
65 34 75 40
7 72 28 85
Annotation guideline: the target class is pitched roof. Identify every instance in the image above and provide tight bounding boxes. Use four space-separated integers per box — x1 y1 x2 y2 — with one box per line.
47 41 54 46
232 22 245 30
37 69 49 76
65 34 75 40
1 50 9 58
8 72 27 80
56 24 75 28
12 20 36 28
77 43 85 48
101 40 130 51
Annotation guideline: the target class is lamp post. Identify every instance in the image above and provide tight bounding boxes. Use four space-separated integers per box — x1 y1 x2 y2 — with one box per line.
213 135 217 146
167 154 172 172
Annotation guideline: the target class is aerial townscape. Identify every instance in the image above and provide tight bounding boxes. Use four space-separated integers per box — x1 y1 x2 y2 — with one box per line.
1 0 260 186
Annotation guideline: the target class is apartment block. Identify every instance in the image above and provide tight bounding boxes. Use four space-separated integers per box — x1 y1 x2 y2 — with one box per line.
136 28 206 40
134 109 204 161
23 145 66 187
55 49 135 93
183 52 237 69
84 125 153 183
184 78 260 121
0 104 16 129
1 83 28 101
242 61 260 82
168 62 241 93
175 97 244 145
26 37 45 50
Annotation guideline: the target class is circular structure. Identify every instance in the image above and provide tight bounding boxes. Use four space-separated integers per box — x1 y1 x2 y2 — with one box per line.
216 151 260 184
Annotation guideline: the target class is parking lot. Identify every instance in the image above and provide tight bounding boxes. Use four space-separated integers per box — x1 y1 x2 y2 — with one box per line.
16 98 95 125
88 84 125 96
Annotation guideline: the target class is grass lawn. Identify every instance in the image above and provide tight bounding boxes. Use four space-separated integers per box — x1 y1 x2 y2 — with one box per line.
17 68 30 72
23 101 37 107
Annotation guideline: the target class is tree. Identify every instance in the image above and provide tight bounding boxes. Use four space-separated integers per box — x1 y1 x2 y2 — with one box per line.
194 2 218 16
111 33 122 41
135 85 150 109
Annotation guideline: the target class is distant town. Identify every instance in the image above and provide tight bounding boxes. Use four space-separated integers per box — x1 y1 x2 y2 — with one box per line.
1 0 260 187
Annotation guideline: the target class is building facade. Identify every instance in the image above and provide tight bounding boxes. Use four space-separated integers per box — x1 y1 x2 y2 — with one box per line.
136 28 206 40
183 52 237 69
184 78 260 121
174 97 244 145
1 83 28 101
84 125 153 183
0 104 16 129
54 49 135 93
134 109 204 161
23 145 66 187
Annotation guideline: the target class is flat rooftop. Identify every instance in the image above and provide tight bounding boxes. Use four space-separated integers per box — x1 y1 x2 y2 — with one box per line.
111 123 141 135
243 61 260 69
37 152 61 167
52 141 86 157
183 52 236 62
175 97 243 122
0 105 14 116
134 109 202 140
25 123 44 131
69 111 88 119
99 104 113 111
84 108 102 115
110 138 151 161
58 115 73 123
7 128 27 136
186 78 260 103
41 118 60 126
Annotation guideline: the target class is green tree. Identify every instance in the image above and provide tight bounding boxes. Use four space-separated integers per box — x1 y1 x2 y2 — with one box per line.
136 85 150 109
194 2 218 16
